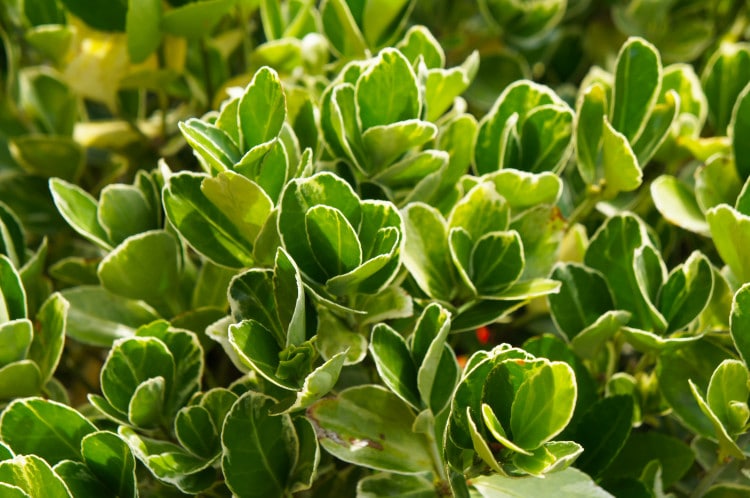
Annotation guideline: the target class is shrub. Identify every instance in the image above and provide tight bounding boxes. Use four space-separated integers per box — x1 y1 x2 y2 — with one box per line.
1 0 750 496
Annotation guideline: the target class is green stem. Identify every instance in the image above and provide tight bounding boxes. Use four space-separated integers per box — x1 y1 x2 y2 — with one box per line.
690 458 728 498
566 184 603 227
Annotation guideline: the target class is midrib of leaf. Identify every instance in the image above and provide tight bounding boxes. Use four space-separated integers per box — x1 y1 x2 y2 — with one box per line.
249 405 284 494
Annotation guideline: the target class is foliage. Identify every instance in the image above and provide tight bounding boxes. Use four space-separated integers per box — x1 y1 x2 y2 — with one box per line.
1 0 750 497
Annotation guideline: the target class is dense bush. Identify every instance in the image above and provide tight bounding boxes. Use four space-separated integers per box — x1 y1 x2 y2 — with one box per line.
2 0 750 496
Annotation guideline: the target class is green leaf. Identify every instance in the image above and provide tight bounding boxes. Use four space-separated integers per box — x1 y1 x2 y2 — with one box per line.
695 155 742 212
702 42 750 135
424 58 477 121
97 230 180 308
289 416 319 492
706 360 750 435
731 83 750 179
0 362 42 400
164 172 256 269
510 361 577 450
603 432 694 488
278 173 362 284
49 178 111 250
81 432 136 498
657 339 730 438
449 346 531 448
573 395 634 478
448 183 509 242
519 104 573 173
571 310 631 359
0 455 71 498
0 256 25 323
575 83 607 184
401 203 454 301
100 336 175 417
483 170 561 210
472 467 614 498
451 299 526 332
631 90 678 165
601 116 642 194
482 403 529 455
480 0 565 40
585 214 666 331
228 319 293 389
178 119 240 174
370 324 420 409
272 352 347 414
510 204 565 280
397 25 444 69
548 263 614 340
361 0 412 48
28 293 68 383
118 427 216 493
161 0 236 39
361 120 436 174
175 406 219 459
316 309 368 365
10 136 84 183
731 283 750 367
320 0 367 58
651 175 709 235
221 391 298 498
610 37 661 143
476 81 561 174
658 251 714 332
356 48 420 130
471 231 524 296
689 379 744 460
0 320 32 366
0 398 96 465
98 184 155 246
306 205 362 278
357 472 436 498
414 304 456 412
126 0 161 63
308 385 433 474
0 202 25 269
128 376 166 428
53 460 109 498
59 286 160 347
707 205 750 283
373 150 447 190
238 67 286 151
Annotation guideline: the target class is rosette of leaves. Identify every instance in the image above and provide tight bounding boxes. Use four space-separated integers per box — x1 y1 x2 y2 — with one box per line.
573 37 681 203
402 173 562 331
319 37 477 200
447 344 580 479
49 171 199 342
548 213 715 357
210 248 348 414
0 397 138 497
278 171 404 302
88 321 203 431
165 66 313 270
0 255 68 401
474 79 574 176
